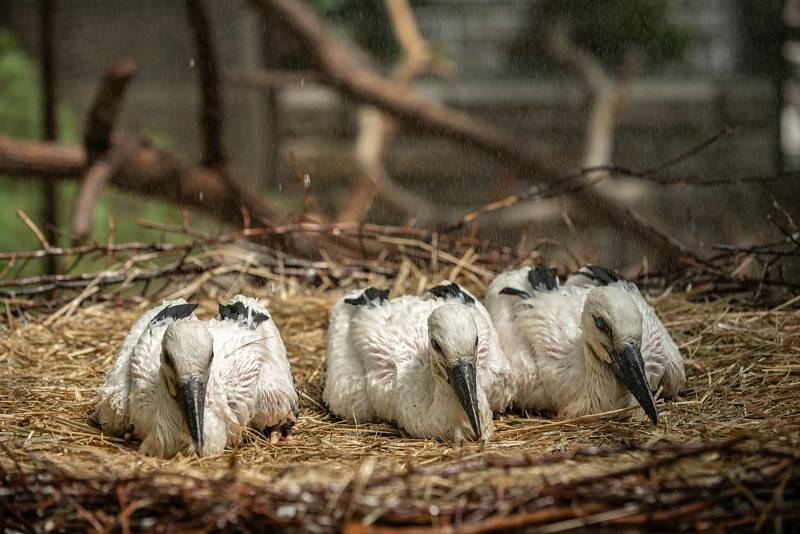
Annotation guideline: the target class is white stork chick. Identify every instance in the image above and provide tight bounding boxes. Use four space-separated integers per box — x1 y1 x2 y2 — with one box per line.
322 283 513 443
486 265 685 424
93 296 298 458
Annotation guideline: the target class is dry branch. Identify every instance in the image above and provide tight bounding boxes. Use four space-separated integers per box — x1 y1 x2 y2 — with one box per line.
71 60 136 243
338 0 444 224
82 59 136 160
71 147 127 242
39 0 59 274
546 19 692 268
185 0 227 168
0 136 289 240
247 0 557 178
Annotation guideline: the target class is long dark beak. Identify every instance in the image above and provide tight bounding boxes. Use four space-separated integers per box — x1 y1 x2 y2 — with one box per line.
178 377 206 454
611 344 658 425
447 361 481 439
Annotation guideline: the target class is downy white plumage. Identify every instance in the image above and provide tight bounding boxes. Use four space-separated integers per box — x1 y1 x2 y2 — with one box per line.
323 283 513 443
93 295 298 458
486 265 684 424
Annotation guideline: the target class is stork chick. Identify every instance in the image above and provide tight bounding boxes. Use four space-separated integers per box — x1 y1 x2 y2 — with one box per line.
323 283 513 443
486 265 685 424
94 296 298 458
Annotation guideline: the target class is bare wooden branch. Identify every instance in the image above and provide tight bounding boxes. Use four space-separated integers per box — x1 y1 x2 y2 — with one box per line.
185 0 227 168
547 20 692 268
0 136 289 241
39 0 58 274
71 60 136 243
71 147 127 242
338 0 447 224
82 59 136 159
16 209 50 249
247 0 557 178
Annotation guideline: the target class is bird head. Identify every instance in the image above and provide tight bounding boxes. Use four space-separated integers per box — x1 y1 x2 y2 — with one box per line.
427 304 482 439
582 286 658 425
160 319 214 454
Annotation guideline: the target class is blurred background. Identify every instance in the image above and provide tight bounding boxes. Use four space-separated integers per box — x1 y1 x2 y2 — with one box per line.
0 0 794 276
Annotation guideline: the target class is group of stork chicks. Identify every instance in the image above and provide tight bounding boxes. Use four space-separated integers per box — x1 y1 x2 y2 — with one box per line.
93 265 685 459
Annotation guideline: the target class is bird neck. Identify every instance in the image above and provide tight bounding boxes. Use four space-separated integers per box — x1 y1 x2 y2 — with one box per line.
580 342 622 413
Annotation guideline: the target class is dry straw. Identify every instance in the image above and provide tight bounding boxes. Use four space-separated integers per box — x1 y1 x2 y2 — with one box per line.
1 239 799 532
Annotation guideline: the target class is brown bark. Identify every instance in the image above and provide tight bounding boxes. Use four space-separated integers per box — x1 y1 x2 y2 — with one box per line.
337 0 452 224
39 0 58 273
83 59 136 160
0 136 287 235
247 0 557 178
185 0 227 168
548 19 687 269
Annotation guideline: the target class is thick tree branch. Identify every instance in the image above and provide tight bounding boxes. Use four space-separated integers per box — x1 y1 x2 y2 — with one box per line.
0 136 288 240
247 0 557 178
71 148 126 242
548 20 691 268
71 60 136 243
83 59 136 160
338 0 442 224
185 0 227 168
39 0 58 273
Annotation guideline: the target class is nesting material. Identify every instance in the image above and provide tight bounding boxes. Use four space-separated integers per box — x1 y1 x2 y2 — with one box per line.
1 269 799 531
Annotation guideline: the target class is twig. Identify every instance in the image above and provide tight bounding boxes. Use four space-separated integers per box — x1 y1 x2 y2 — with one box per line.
16 210 50 249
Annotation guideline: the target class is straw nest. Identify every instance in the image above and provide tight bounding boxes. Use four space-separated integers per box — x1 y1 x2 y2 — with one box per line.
1 261 799 532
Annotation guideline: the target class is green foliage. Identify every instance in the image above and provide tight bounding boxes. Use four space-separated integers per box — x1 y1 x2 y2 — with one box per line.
0 30 39 140
509 0 695 75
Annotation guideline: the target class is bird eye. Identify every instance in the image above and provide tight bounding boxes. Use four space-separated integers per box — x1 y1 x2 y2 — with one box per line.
431 339 443 354
594 316 611 336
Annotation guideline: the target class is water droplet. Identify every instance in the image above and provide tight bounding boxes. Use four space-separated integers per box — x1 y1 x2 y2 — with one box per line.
198 191 204 201
189 58 195 68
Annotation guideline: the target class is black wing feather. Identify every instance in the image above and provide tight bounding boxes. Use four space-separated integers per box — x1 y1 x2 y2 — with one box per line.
499 287 531 299
153 303 198 323
577 265 626 285
345 287 389 306
527 265 560 291
219 301 271 325
428 282 476 305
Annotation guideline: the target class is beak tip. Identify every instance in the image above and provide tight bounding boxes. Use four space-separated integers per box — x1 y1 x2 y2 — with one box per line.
648 411 658 426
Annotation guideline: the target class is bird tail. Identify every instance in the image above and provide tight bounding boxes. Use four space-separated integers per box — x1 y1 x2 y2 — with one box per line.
343 287 389 307
566 265 627 287
527 265 560 292
219 295 271 329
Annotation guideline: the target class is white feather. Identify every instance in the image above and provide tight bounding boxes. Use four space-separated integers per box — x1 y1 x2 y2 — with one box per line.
323 285 513 441
94 295 298 458
486 266 685 419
